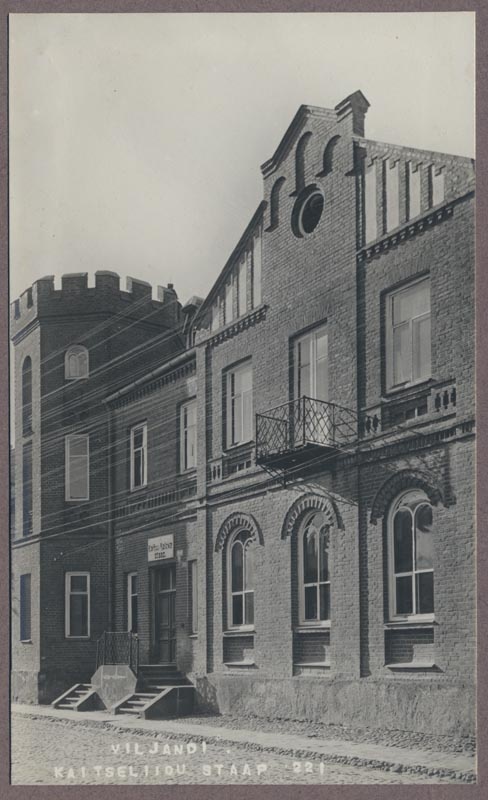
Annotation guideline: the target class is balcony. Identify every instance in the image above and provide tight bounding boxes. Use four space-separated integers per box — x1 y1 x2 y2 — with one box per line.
255 396 357 474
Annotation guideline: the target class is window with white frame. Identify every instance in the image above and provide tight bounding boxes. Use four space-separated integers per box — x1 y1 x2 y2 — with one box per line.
388 491 434 619
65 345 89 380
294 324 328 401
299 512 330 625
180 399 197 471
188 560 198 634
385 277 431 391
127 573 138 633
65 435 89 501
228 531 255 628
225 360 253 448
130 424 147 490
65 572 90 638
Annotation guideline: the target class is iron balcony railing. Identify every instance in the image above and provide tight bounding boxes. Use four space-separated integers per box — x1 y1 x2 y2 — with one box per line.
96 631 139 674
255 396 357 464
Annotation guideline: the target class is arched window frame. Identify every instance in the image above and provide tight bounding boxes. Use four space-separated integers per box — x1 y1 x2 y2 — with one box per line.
65 345 89 380
388 490 435 622
226 529 255 631
298 510 331 627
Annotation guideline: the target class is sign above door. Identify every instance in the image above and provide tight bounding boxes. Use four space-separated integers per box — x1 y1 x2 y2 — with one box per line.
148 534 174 563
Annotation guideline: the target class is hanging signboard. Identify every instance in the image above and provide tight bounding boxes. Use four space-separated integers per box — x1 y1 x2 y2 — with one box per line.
147 534 174 562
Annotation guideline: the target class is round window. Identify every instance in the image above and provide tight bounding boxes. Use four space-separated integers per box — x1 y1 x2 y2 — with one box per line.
292 186 325 238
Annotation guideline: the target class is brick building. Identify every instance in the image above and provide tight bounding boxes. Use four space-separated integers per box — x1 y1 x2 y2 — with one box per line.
10 91 475 736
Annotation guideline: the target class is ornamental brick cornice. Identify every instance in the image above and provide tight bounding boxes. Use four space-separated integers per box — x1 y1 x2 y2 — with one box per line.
357 204 455 264
215 512 263 552
203 305 268 349
108 360 196 408
281 493 344 539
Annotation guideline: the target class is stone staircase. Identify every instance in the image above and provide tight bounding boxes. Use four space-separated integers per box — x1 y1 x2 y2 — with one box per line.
114 664 195 719
52 683 99 712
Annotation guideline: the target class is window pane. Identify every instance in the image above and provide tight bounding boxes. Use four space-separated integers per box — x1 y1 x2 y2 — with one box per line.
413 314 431 381
231 541 243 592
316 358 328 401
415 504 434 569
70 594 88 636
244 543 255 591
416 571 434 614
232 394 242 443
245 592 254 625
70 458 88 498
396 575 413 615
316 331 327 360
70 575 88 592
319 583 330 621
134 451 143 486
238 259 247 315
242 389 253 442
70 437 88 457
232 594 243 626
133 428 144 449
131 596 138 633
304 585 318 620
303 530 318 583
393 282 429 324
393 322 411 385
393 509 413 573
319 528 329 582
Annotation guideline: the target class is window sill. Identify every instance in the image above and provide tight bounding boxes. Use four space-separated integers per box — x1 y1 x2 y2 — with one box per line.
386 661 436 670
294 661 330 668
224 440 255 453
65 636 90 641
385 617 435 629
224 660 256 667
20 639 32 644
189 633 198 639
295 624 330 633
65 498 90 504
129 484 148 494
223 628 255 636
381 379 433 401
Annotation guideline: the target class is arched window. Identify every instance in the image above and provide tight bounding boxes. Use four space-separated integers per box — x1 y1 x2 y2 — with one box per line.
267 176 286 230
22 357 32 436
299 511 330 624
389 490 434 619
65 346 89 380
295 132 313 194
228 530 255 628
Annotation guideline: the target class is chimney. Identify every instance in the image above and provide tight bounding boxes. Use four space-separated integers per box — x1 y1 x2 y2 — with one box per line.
335 90 370 136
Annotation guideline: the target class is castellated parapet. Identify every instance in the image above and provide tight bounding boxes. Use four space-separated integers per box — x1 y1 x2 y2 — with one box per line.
10 271 181 339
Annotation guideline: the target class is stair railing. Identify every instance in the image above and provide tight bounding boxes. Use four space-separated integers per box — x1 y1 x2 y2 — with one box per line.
96 631 139 674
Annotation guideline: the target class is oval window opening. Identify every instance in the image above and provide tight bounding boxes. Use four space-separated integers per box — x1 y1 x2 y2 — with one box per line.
299 191 324 235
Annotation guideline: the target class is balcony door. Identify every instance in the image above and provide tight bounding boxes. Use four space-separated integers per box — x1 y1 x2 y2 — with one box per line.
294 325 330 446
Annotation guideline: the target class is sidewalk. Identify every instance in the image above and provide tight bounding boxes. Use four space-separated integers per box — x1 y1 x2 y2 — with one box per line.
12 703 476 782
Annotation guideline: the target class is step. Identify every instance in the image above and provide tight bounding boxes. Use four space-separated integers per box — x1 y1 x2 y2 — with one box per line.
145 682 188 690
57 702 79 709
117 708 141 715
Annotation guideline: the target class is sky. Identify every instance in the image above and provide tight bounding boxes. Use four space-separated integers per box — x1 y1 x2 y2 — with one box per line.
9 12 475 306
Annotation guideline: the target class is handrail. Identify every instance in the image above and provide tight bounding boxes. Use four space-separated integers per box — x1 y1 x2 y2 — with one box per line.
96 630 139 674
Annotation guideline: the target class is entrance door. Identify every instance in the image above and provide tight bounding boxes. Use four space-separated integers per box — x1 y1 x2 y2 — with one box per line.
153 564 176 663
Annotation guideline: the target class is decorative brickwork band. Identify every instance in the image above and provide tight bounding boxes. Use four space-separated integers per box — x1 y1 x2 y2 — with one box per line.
370 469 444 525
215 512 263 552
281 493 343 540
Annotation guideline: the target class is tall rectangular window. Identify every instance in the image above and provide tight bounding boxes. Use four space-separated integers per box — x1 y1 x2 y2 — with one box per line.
385 159 400 232
20 574 31 641
237 256 247 317
127 573 138 633
226 361 253 448
407 162 421 220
65 435 89 501
180 399 197 471
130 424 147 490
364 160 377 243
430 165 445 207
251 233 262 307
65 572 90 638
188 560 198 634
386 277 431 391
224 279 233 324
211 299 220 332
22 442 33 536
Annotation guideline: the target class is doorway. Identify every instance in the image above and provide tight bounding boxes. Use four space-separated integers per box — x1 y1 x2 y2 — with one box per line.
152 564 176 663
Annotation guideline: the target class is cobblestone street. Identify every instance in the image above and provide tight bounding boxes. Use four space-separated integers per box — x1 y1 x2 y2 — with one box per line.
11 713 462 785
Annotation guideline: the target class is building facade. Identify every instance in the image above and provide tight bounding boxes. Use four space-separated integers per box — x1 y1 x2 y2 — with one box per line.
10 91 476 736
